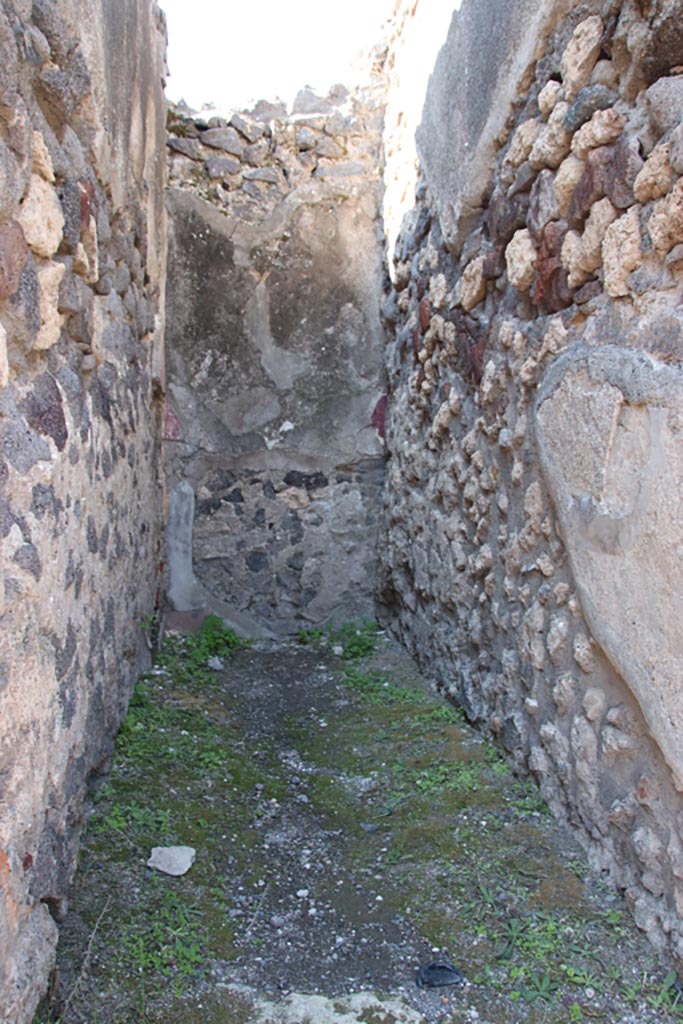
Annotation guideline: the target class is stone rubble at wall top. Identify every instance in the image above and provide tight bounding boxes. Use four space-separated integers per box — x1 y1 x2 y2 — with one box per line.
166 77 386 222
381 0 683 961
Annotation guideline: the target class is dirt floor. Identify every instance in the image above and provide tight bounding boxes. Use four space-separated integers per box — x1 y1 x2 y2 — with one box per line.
37 620 683 1024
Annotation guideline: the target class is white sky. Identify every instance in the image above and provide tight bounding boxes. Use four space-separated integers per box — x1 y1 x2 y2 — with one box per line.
159 0 396 114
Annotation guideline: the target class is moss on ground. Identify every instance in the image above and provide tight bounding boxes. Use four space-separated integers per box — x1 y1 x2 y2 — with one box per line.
37 619 683 1024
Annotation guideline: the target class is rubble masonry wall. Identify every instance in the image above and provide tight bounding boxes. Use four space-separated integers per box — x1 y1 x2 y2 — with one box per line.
0 1 167 1018
380 0 683 957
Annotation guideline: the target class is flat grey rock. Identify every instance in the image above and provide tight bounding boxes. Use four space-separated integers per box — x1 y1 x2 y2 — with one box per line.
200 127 244 157
296 127 316 151
242 167 282 183
563 85 618 133
231 113 265 143
314 161 365 178
167 137 203 161
205 155 241 179
647 76 683 137
147 845 196 876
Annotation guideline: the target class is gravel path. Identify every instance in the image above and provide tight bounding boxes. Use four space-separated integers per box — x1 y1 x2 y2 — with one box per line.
38 624 683 1024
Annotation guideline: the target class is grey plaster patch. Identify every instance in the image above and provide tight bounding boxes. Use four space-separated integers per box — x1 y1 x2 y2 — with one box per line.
166 480 196 613
536 345 683 789
244 282 306 390
215 386 282 435
164 109 385 634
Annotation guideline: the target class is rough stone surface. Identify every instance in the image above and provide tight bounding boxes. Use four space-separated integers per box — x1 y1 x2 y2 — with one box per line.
165 86 386 635
205 154 242 179
602 205 643 297
670 124 683 175
506 228 537 290
0 220 29 301
34 259 65 349
561 196 617 286
167 136 203 160
0 141 25 221
458 255 487 311
646 76 683 139
633 143 673 204
415 0 575 250
16 174 64 258
199 126 244 157
528 169 560 239
563 85 618 133
0 2 167 1020
536 348 683 792
529 100 572 170
648 179 683 257
231 112 265 143
571 107 626 159
560 15 603 101
3 0 683 1009
379 0 683 966
538 80 561 118
0 323 8 387
605 134 644 209
554 154 584 216
505 119 539 168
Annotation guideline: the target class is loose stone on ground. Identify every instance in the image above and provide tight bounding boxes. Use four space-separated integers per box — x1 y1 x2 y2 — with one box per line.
147 846 196 877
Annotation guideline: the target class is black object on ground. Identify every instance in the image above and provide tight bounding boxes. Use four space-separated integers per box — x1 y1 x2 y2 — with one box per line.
415 961 466 988
669 977 683 999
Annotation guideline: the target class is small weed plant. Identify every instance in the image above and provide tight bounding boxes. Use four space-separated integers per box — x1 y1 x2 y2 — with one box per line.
332 620 381 660
119 880 206 994
344 666 427 707
297 626 325 645
50 614 683 1024
157 615 248 686
521 971 559 1004
297 619 381 661
64 614 255 1017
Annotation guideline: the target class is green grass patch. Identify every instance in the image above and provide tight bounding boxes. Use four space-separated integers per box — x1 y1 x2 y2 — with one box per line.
343 666 429 706
156 615 248 687
116 880 206 992
297 619 382 661
69 618 268 1014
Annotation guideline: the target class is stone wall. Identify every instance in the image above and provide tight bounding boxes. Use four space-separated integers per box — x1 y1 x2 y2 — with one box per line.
3 0 682 1010
163 83 387 636
0 1 167 1019
380 0 456 264
380 0 683 956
